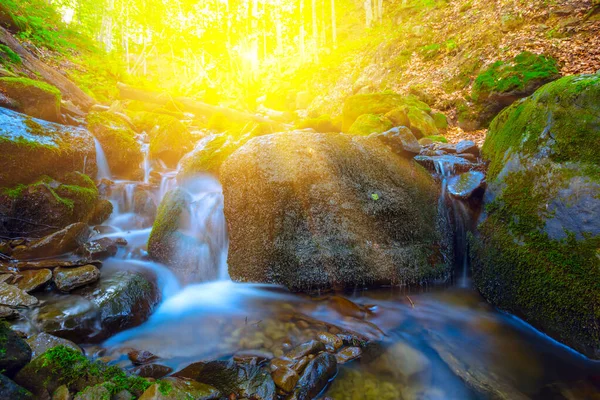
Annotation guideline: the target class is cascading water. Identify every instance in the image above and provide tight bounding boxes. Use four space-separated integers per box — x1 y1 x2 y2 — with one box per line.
93 137 112 180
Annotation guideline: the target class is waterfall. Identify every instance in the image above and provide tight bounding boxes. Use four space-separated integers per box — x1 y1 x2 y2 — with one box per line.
94 137 112 180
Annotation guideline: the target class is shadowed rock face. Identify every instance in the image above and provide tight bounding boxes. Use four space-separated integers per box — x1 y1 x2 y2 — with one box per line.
471 73 600 359
221 132 452 291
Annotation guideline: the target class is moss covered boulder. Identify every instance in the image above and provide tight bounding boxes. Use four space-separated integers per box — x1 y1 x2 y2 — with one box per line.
348 114 393 136
466 52 561 129
14 346 152 399
342 93 430 131
87 111 143 180
221 132 452 291
0 77 62 122
0 173 103 238
0 108 97 188
130 112 194 168
470 73 600 359
0 321 31 377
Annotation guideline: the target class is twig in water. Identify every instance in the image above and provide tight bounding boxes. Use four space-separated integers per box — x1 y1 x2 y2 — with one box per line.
406 296 415 308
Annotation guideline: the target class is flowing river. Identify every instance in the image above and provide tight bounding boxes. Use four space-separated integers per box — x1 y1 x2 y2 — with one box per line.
30 137 600 399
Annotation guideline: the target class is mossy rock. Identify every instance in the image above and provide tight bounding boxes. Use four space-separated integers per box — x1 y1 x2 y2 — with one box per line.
0 77 61 122
295 115 341 133
470 52 561 127
384 108 410 127
342 93 430 131
139 378 220 400
431 112 448 130
471 73 600 359
142 113 194 168
348 114 393 136
14 346 151 399
87 111 143 180
0 108 96 188
0 173 100 237
0 321 31 377
0 374 33 400
406 107 438 139
424 135 448 143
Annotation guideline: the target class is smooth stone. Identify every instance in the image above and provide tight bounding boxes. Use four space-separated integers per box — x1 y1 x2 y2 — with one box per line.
17 259 102 271
435 143 457 153
285 340 325 360
233 349 273 364
15 269 52 292
51 385 70 400
26 333 82 359
12 223 90 260
335 347 362 364
291 353 337 400
414 154 473 174
139 378 220 400
269 357 295 372
292 356 310 374
271 366 299 393
53 265 100 292
447 171 486 199
316 332 343 352
128 349 158 365
455 153 478 162
418 138 434 146
73 385 109 400
132 363 173 379
369 126 421 157
77 237 118 260
0 305 19 319
0 322 32 376
0 282 38 307
456 140 480 157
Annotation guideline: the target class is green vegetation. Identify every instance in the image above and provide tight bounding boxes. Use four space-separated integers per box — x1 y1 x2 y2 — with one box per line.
40 346 151 397
0 44 21 66
349 114 393 136
472 52 560 101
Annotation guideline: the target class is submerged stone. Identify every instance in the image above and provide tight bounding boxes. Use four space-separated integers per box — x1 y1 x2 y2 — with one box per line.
291 352 337 400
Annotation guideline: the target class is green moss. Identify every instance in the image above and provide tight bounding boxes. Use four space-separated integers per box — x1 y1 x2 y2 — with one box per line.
483 73 600 181
158 380 173 396
431 112 448 129
472 52 560 101
424 135 448 143
148 189 189 251
348 114 393 136
0 77 61 108
0 44 22 65
40 346 151 397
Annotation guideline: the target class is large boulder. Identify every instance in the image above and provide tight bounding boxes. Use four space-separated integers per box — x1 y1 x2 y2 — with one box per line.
0 108 97 188
348 114 393 136
461 52 561 130
86 111 143 180
221 133 451 291
1 174 101 238
34 269 159 342
138 113 194 168
0 77 61 122
470 73 600 359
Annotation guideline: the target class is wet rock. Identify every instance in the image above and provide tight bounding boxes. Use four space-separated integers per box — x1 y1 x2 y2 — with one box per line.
16 259 102 271
447 171 486 199
291 353 337 400
53 265 101 292
175 360 275 400
221 133 451 291
0 77 62 123
455 153 478 162
455 140 480 157
414 154 473 174
88 199 113 225
271 365 299 392
86 112 143 180
51 385 70 400
0 305 19 319
369 126 421 157
233 349 273 364
434 143 457 154
316 332 343 352
471 73 600 359
0 322 32 376
139 378 220 400
418 137 434 146
35 270 159 342
26 333 82 359
334 347 362 364
329 296 367 319
128 350 158 365
15 269 52 292
12 223 90 260
73 384 110 400
0 282 38 307
0 106 96 188
132 364 173 379
0 240 12 256
78 237 118 260
0 374 34 399
285 340 325 360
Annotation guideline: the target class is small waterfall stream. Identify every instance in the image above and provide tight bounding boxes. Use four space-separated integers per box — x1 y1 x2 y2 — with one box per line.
93 137 112 180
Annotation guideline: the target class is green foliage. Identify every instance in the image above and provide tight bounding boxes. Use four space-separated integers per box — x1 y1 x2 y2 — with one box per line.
348 114 393 135
41 346 151 397
158 380 173 396
472 52 560 101
0 77 61 103
424 135 448 143
0 44 21 66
